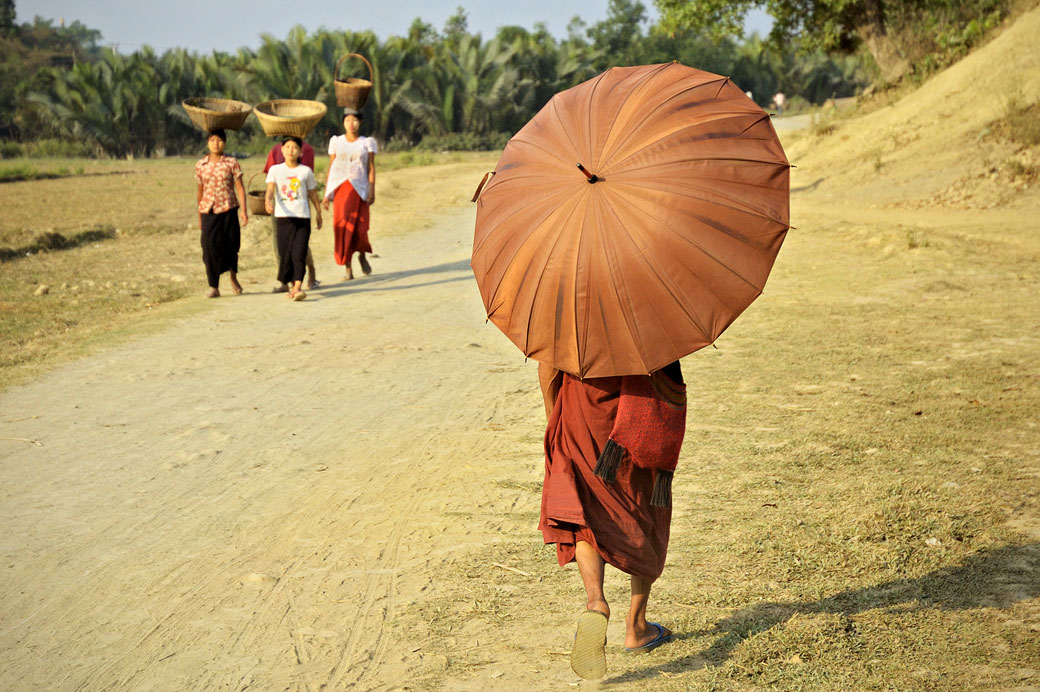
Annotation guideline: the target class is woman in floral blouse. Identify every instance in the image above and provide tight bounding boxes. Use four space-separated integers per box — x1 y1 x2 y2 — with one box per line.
195 129 249 297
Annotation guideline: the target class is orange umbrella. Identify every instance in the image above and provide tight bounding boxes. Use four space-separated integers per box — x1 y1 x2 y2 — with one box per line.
472 62 791 378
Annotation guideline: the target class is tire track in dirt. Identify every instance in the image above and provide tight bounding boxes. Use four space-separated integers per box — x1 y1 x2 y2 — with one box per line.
0 201 531 691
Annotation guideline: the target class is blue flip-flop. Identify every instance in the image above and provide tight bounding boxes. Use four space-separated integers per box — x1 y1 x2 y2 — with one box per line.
624 622 672 653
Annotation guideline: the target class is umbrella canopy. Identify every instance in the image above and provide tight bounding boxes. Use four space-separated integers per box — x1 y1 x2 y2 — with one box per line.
472 62 791 378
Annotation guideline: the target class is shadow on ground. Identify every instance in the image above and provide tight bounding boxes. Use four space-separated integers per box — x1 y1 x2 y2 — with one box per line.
312 258 473 297
606 541 1040 684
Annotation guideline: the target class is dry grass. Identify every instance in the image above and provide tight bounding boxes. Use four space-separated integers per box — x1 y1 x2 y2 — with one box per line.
994 93 1040 146
397 198 1040 690
0 151 497 389
384 135 1040 689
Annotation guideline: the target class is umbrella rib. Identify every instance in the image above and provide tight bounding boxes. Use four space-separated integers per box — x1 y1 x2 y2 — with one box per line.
483 203 573 312
597 63 673 166
602 112 776 174
582 71 609 165
522 192 587 358
597 201 656 375
610 187 777 294
510 134 579 168
600 74 731 164
615 154 789 174
574 194 592 374
596 191 711 368
474 185 574 262
619 177 789 226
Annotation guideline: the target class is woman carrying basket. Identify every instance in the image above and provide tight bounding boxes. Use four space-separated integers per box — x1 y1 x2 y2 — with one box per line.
322 108 376 280
194 129 248 297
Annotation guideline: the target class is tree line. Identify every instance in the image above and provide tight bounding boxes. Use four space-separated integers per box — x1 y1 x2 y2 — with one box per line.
1 1 877 158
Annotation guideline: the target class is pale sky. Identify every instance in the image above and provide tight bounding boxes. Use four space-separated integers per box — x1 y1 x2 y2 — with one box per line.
21 0 772 54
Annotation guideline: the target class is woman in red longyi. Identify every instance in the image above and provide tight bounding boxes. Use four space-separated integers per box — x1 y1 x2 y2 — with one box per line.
322 108 377 281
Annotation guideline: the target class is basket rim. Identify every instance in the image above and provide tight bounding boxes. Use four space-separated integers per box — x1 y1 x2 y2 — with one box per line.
182 96 253 113
254 99 328 120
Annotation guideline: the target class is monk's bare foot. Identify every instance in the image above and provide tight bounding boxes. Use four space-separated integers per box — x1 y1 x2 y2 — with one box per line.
624 621 672 651
343 267 354 281
359 254 371 275
229 277 243 295
587 598 610 619
206 287 219 298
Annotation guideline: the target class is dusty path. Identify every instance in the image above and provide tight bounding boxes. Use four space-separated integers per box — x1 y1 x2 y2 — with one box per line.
0 207 569 690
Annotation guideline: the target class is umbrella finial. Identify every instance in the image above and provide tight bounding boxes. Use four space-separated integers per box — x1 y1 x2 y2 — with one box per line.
576 163 600 184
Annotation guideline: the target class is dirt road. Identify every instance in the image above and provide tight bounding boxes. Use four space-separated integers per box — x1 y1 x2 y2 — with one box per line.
0 206 576 690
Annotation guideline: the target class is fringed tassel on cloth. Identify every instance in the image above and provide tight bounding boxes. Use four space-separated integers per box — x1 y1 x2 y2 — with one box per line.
594 439 625 482
651 470 673 508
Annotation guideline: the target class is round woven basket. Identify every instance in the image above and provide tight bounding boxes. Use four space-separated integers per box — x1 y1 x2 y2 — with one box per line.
245 172 269 216
254 99 328 137
334 53 373 109
182 97 252 132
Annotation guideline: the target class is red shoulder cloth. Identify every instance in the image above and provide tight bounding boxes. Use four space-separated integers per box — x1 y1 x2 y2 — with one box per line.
594 367 686 507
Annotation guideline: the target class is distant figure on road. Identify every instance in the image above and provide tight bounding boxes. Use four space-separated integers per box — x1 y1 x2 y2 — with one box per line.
772 91 786 116
323 107 377 281
195 129 247 298
538 360 686 679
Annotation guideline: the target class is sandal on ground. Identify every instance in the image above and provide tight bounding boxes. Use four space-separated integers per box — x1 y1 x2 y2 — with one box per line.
571 610 608 680
292 290 307 301
623 622 672 653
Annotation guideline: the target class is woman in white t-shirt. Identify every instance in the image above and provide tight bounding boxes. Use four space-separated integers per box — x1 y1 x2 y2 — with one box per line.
322 108 377 280
264 136 322 301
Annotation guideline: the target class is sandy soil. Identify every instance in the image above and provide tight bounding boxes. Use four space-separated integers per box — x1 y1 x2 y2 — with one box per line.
0 205 568 690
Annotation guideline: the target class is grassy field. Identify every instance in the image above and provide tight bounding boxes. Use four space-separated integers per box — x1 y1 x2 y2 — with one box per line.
0 151 497 389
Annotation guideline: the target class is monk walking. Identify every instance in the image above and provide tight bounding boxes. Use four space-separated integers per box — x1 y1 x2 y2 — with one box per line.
538 360 686 680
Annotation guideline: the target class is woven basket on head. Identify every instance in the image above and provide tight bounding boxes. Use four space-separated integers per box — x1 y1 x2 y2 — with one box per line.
254 99 328 137
334 53 373 109
245 172 269 216
182 97 252 132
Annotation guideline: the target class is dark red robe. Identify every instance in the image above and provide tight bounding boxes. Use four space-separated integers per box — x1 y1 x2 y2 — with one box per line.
538 369 673 580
